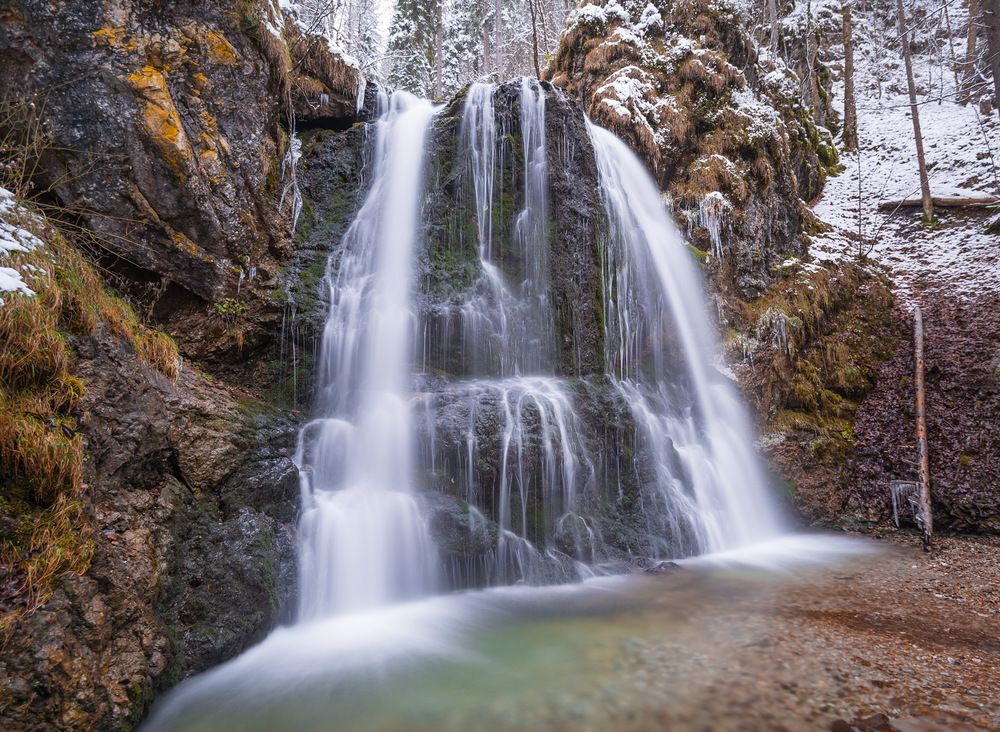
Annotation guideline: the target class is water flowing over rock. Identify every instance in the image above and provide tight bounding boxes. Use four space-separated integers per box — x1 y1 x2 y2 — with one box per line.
293 78 783 611
295 91 441 618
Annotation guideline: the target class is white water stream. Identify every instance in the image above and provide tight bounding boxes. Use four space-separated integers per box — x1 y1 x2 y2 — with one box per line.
295 90 440 618
589 123 781 553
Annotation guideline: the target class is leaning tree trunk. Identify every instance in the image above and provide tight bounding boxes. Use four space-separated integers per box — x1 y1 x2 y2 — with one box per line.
961 0 981 103
843 1 858 149
805 0 815 102
897 0 934 221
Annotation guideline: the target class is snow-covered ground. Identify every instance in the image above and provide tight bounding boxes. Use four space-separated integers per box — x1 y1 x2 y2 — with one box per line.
808 0 1000 307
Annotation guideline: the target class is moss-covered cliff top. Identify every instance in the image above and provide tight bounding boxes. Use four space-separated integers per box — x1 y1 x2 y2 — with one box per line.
546 0 837 209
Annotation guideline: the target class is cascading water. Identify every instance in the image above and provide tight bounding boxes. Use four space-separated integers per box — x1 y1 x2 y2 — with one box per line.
294 90 440 619
456 79 554 377
411 81 779 586
589 123 782 553
141 78 864 732
295 77 782 617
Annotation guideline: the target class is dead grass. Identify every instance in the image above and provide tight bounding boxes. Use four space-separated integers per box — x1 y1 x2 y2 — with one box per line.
0 494 95 632
295 39 357 100
1 93 52 201
19 495 93 608
237 0 291 101
292 74 326 101
584 41 635 74
0 195 177 616
0 391 84 505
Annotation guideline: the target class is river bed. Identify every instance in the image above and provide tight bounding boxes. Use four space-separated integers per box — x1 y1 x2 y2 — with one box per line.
142 533 998 731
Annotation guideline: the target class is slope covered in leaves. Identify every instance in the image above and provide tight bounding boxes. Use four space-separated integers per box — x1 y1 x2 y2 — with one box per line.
802 0 1000 531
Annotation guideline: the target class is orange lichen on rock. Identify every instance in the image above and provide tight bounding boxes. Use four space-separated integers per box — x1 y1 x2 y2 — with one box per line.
127 66 196 180
185 24 239 67
91 27 137 51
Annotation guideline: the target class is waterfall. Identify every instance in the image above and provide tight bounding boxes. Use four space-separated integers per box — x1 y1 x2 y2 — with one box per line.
589 123 781 552
298 80 780 617
141 81 845 732
295 91 440 619
458 79 554 377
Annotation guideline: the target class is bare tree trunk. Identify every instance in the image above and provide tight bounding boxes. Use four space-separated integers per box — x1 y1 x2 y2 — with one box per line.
961 0 981 103
804 0 824 123
943 2 961 91
484 15 492 79
767 0 779 55
985 0 1000 119
435 0 443 99
897 0 934 221
529 0 541 78
538 0 551 63
495 0 502 80
913 307 933 551
843 1 858 150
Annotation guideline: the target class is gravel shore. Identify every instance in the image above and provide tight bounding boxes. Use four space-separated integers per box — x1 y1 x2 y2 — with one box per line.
594 531 1000 731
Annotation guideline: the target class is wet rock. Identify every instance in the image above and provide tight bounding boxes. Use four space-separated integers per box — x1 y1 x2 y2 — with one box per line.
553 513 597 562
0 329 300 730
0 0 285 301
419 490 499 560
643 561 682 575
279 121 371 408
414 79 605 378
0 0 371 384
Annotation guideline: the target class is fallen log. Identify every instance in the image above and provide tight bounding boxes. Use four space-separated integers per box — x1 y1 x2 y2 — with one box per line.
878 196 999 211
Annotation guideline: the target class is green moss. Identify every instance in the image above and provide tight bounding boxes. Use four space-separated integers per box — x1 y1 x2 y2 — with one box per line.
817 139 838 168
686 243 708 267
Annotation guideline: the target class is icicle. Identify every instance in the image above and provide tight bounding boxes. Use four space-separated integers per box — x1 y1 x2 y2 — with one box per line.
697 191 729 259
356 74 367 115
280 91 303 234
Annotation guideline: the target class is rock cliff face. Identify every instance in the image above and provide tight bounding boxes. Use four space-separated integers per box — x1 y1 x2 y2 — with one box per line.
544 0 838 300
0 318 300 729
1 0 285 302
0 0 370 369
0 1 374 728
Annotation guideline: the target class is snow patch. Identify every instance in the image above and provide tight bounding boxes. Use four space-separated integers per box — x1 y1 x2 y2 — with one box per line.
0 186 42 305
